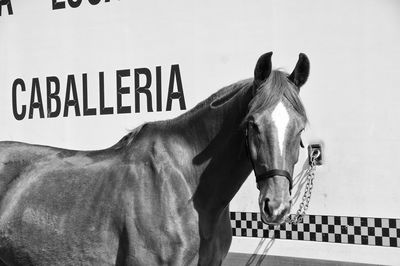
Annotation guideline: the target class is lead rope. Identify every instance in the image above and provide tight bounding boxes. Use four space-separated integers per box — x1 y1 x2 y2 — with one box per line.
285 149 321 224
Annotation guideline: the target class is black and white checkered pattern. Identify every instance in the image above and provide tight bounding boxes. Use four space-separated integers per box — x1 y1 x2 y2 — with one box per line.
230 212 400 248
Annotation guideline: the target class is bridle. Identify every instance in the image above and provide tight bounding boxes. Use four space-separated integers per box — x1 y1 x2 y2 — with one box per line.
244 122 293 192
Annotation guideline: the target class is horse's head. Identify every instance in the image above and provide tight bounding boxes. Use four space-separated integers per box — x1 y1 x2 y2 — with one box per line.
245 52 309 225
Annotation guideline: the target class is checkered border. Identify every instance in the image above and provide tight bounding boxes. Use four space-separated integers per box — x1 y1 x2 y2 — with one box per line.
230 212 400 248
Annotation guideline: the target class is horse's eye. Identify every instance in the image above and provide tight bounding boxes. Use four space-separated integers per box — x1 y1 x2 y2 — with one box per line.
300 138 304 148
249 121 260 133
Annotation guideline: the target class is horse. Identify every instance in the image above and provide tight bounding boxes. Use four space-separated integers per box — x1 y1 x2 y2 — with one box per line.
0 52 310 265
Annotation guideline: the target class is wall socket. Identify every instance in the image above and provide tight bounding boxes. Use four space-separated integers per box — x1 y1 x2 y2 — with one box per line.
308 143 323 166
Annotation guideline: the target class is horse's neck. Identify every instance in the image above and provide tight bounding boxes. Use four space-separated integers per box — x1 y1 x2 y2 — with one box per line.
178 82 254 215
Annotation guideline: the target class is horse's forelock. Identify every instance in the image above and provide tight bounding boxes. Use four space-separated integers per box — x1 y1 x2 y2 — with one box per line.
244 70 308 124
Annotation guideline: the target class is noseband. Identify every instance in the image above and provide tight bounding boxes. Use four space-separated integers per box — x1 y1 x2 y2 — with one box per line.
244 123 293 191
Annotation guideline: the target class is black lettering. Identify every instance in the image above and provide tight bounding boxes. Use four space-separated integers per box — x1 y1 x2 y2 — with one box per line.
156 66 162 112
82 73 96 116
116 69 131 114
29 78 45 119
0 0 13 16
68 0 82 8
52 0 111 10
134 68 153 113
63 75 81 117
46 76 61 118
99 72 113 115
12 78 26 121
166 64 186 111
52 0 65 9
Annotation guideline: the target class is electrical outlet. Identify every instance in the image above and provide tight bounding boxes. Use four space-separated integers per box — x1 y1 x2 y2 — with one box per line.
308 143 323 166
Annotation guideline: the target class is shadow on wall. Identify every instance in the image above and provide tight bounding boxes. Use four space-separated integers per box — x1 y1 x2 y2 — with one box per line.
245 237 276 266
292 159 313 205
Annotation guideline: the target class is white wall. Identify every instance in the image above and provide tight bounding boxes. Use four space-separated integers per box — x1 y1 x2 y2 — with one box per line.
1 0 400 264
232 0 400 218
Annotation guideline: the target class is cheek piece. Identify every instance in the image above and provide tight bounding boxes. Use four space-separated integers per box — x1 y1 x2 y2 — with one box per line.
244 123 293 192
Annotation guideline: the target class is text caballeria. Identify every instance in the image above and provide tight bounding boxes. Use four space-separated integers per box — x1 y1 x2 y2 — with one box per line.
11 65 186 120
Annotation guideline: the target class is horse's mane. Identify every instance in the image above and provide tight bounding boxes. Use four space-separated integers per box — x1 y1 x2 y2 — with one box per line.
112 79 253 149
114 70 307 149
111 123 149 150
173 78 253 122
244 70 308 123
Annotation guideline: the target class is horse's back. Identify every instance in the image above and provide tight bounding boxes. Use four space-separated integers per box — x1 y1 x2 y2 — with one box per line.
0 141 102 200
0 141 57 198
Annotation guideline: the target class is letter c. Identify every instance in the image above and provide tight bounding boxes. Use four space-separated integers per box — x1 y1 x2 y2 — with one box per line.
12 78 26 121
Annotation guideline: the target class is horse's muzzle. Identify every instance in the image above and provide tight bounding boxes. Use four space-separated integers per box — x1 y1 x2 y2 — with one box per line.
259 196 291 225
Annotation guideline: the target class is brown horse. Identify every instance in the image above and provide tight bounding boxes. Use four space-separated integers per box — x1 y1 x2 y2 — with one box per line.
0 52 309 265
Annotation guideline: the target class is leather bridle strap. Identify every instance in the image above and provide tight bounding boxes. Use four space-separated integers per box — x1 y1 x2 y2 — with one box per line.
244 123 293 191
255 169 293 191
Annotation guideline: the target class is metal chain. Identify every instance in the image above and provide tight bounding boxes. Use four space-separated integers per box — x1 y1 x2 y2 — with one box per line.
285 150 320 224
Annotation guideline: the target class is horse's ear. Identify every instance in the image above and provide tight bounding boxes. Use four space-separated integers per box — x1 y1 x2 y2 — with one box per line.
288 53 310 89
254 52 273 85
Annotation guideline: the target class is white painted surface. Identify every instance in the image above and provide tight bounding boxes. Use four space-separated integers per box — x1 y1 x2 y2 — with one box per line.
1 0 400 264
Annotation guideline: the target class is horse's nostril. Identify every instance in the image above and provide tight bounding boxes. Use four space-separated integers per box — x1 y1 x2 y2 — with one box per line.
263 198 271 216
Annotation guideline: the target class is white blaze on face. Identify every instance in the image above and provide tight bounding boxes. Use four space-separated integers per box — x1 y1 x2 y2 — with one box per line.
271 101 290 155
